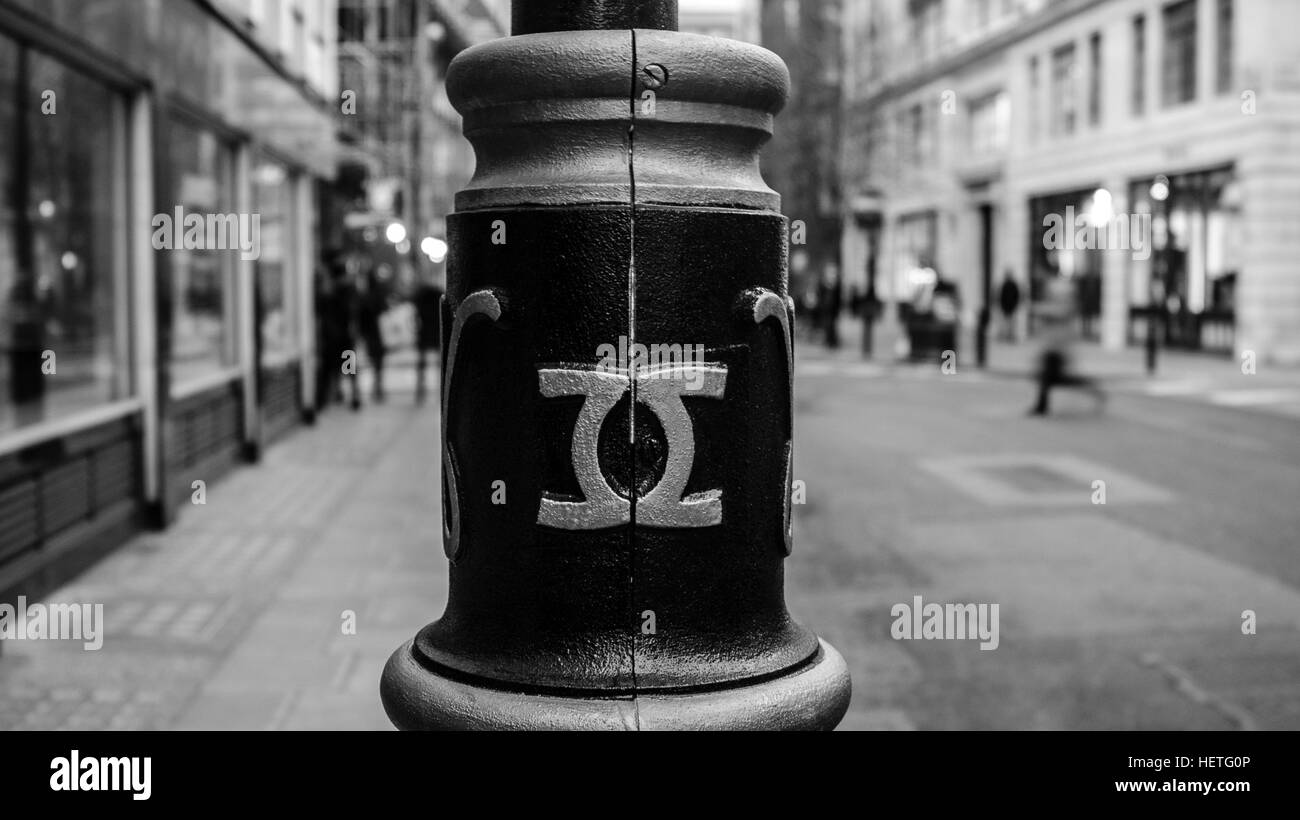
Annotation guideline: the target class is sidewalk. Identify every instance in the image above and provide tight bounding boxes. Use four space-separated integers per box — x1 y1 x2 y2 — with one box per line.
3 345 1295 731
0 384 443 730
802 316 1300 386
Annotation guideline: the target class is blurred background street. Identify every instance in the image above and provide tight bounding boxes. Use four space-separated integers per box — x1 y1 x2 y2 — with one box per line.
3 338 1298 730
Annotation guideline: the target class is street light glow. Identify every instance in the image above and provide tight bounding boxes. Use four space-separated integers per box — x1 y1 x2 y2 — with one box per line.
421 236 448 263
1150 176 1170 202
1087 188 1113 226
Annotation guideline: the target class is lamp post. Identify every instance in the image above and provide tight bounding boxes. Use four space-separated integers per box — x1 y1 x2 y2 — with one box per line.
380 0 850 730
1147 176 1170 375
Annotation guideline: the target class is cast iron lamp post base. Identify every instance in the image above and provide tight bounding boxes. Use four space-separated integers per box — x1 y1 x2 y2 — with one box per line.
382 638 850 731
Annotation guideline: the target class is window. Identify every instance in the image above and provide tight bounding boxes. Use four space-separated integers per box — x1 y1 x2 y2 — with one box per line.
1216 0 1234 94
896 211 938 290
909 0 944 62
1088 32 1102 126
252 157 295 362
1132 15 1146 116
1127 167 1241 321
262 0 283 52
908 103 925 164
969 91 1010 154
1050 43 1078 137
1028 55 1040 142
1162 0 1197 107
166 118 237 386
1 42 129 431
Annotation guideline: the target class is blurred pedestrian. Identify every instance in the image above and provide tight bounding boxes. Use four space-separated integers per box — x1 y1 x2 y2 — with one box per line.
818 261 842 349
998 272 1021 341
861 279 881 358
315 254 361 411
1028 277 1105 416
4 275 53 425
412 270 442 405
356 269 388 403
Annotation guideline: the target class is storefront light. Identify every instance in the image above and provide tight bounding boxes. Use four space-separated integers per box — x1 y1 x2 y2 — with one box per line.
1087 188 1113 226
253 164 287 185
421 236 448 264
1150 176 1170 202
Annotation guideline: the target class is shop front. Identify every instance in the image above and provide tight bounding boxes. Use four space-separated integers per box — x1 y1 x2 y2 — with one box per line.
0 0 334 597
1026 187 1105 342
1126 165 1239 355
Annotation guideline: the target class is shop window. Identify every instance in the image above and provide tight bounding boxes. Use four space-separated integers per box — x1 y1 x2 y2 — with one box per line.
166 117 237 387
253 157 295 362
1127 167 1240 349
1027 189 1104 340
1 42 128 431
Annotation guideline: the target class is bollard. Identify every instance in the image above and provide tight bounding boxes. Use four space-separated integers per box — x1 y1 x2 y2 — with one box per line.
381 0 851 730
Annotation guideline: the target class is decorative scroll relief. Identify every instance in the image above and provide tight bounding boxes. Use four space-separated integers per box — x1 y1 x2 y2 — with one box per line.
441 290 504 562
537 363 727 532
742 289 795 556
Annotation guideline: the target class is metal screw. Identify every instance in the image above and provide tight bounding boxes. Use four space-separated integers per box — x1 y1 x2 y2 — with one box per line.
641 63 668 90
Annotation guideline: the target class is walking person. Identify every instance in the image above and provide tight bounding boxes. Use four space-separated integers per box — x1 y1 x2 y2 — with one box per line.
818 261 842 349
315 254 361 411
356 268 389 404
1028 277 1105 416
412 270 442 405
998 271 1021 342
4 276 53 426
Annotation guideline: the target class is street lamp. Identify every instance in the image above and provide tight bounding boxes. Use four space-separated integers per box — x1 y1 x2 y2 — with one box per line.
1147 176 1170 374
385 221 407 245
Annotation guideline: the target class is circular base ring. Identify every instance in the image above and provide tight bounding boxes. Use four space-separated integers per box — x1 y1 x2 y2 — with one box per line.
381 638 851 731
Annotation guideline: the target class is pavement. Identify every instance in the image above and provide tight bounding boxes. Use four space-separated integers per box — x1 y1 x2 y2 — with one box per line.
793 339 1300 730
1 340 1298 730
0 387 440 730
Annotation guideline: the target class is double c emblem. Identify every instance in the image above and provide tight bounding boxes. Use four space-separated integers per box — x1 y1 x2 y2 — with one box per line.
536 364 727 531
441 287 792 559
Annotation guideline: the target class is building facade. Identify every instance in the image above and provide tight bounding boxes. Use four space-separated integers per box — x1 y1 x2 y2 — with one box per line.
0 0 338 598
680 0 761 42
334 0 505 293
760 0 846 306
842 0 1300 364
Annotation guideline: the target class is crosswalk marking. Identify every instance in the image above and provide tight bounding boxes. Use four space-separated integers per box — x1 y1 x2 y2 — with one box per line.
797 360 991 382
1208 388 1300 407
1139 379 1216 396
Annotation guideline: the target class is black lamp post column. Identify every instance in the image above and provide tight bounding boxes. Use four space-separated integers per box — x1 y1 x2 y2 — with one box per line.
381 0 850 731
